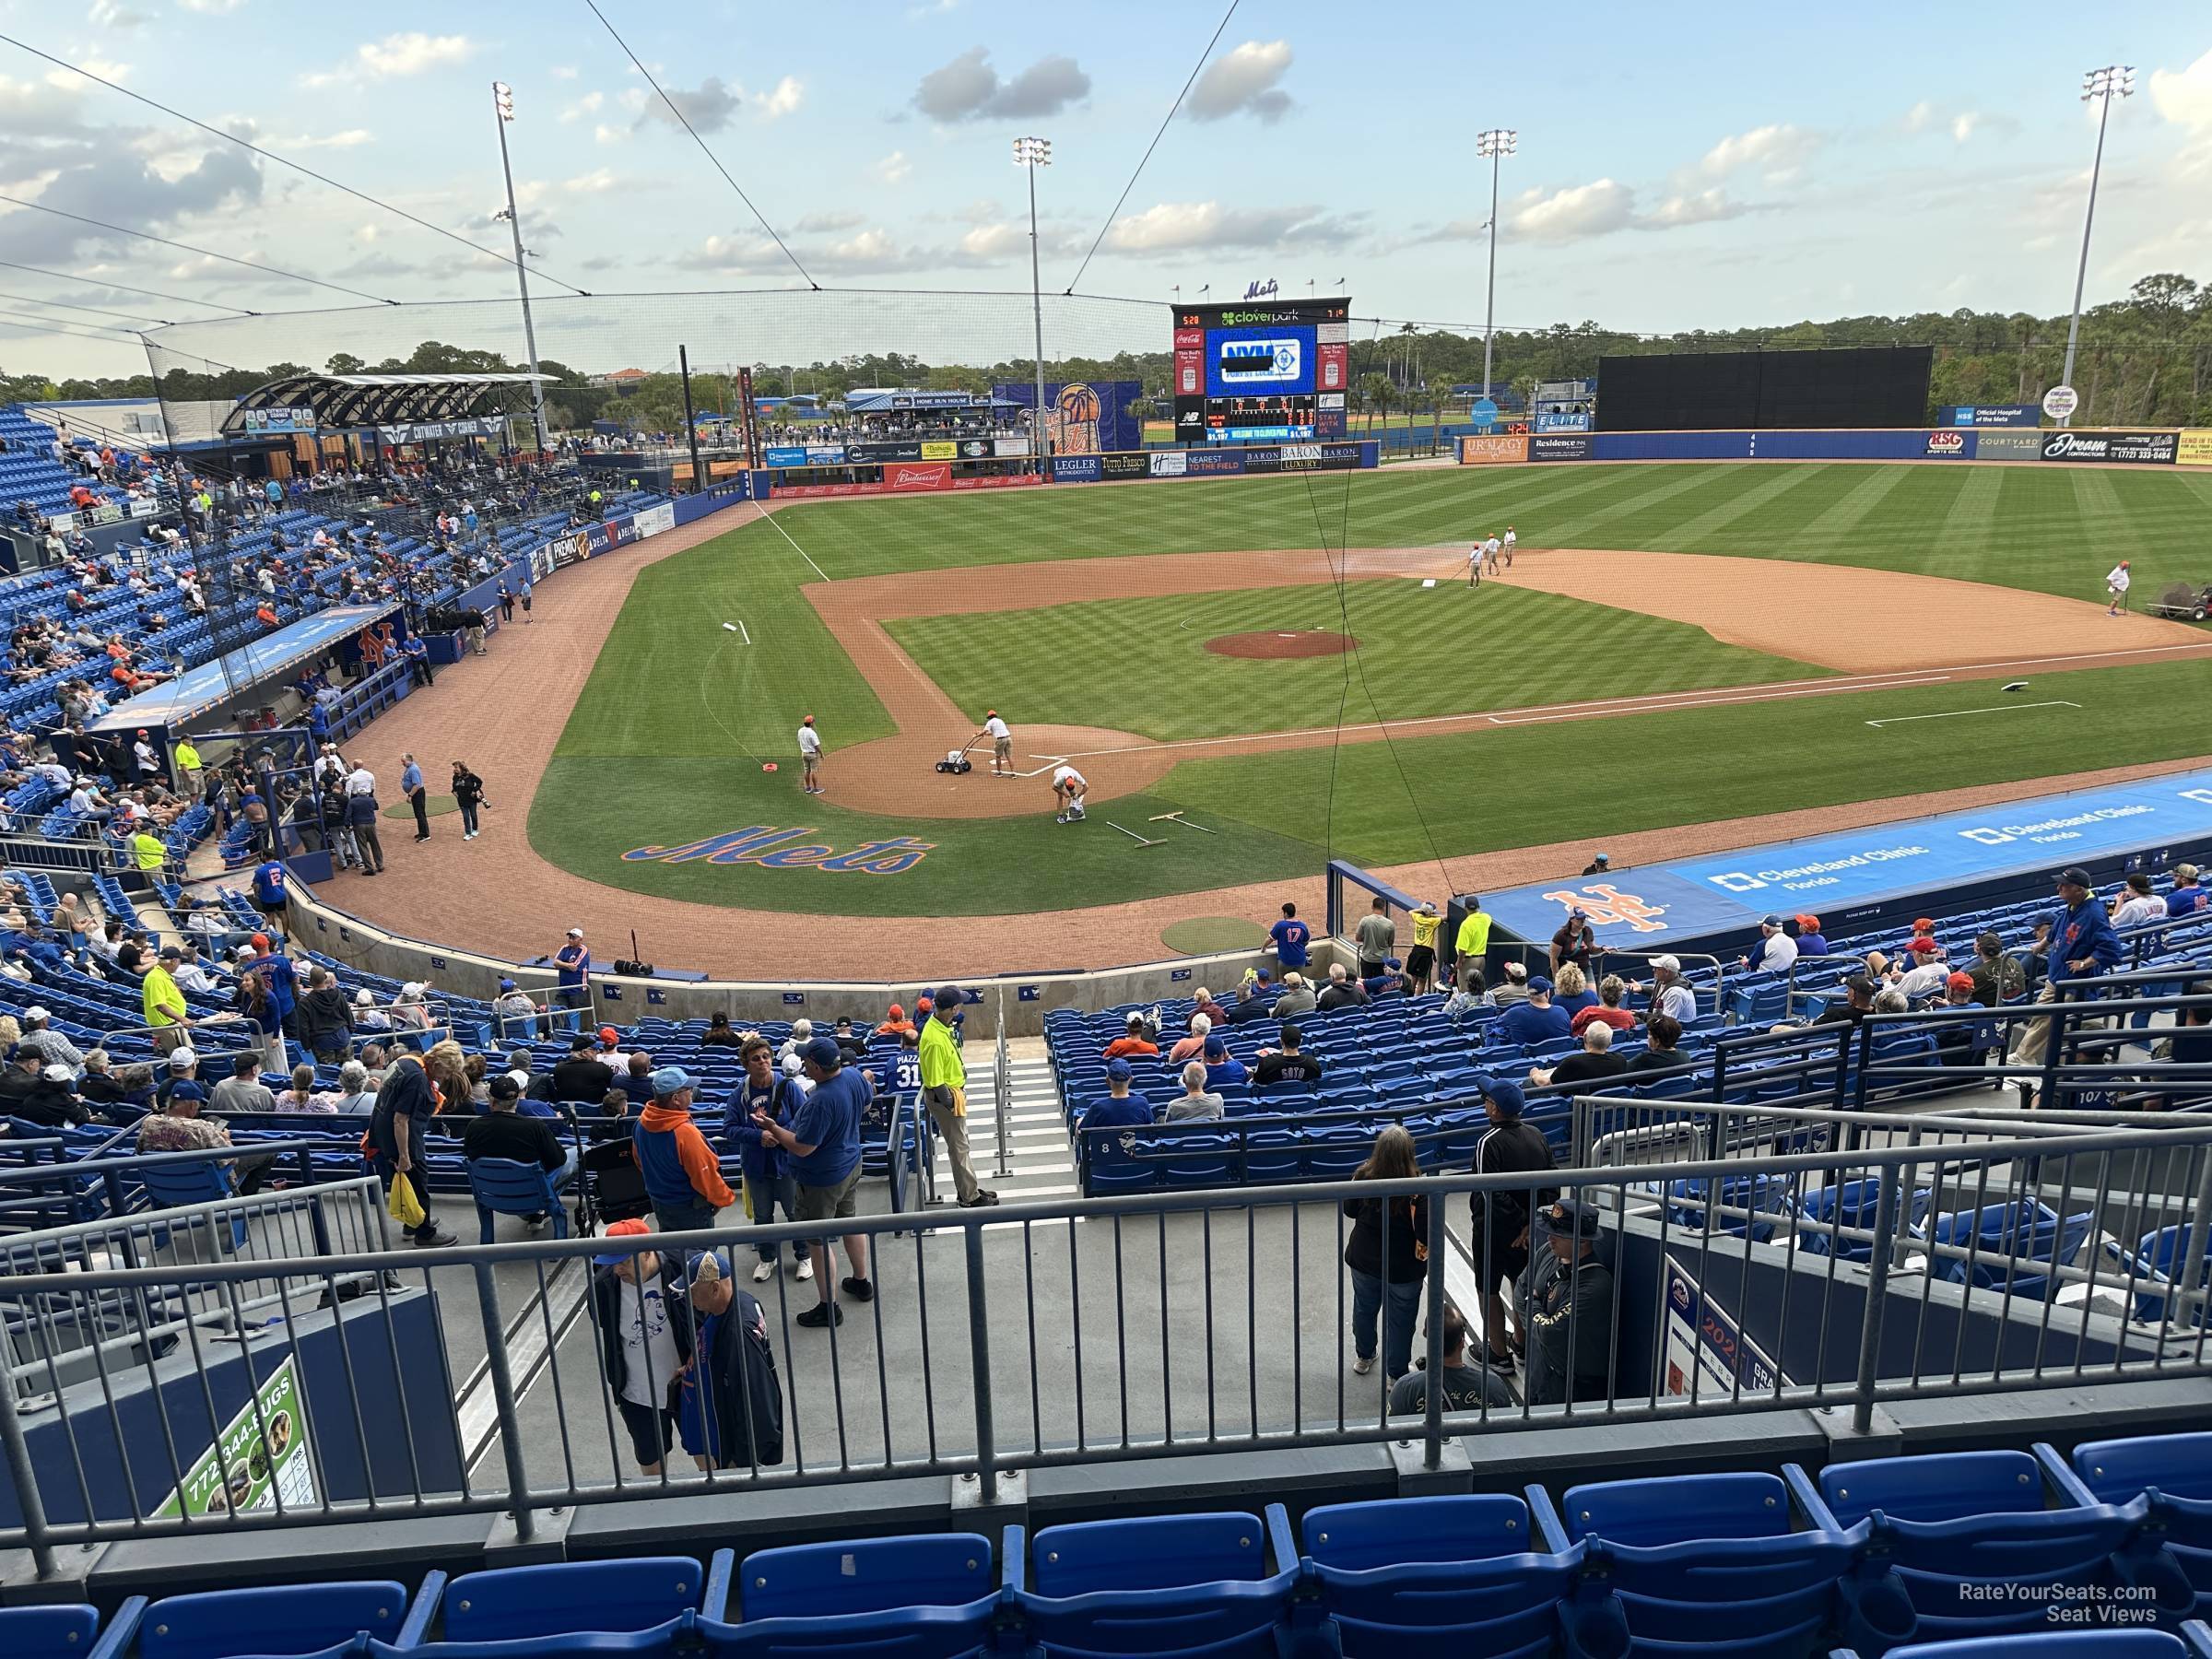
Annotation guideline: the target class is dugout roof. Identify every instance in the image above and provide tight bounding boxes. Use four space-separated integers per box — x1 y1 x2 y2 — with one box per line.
221 372 552 437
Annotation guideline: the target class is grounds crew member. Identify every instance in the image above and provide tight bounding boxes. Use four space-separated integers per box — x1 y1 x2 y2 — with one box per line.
1051 763 1088 822
1453 894 1493 991
983 709 1013 776
919 984 996 1207
1522 1198 1616 1405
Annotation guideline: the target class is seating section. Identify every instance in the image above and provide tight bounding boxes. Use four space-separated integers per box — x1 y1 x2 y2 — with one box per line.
14 1430 2212 1657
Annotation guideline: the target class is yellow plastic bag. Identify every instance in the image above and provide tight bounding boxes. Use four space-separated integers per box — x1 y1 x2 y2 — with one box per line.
386 1171 426 1230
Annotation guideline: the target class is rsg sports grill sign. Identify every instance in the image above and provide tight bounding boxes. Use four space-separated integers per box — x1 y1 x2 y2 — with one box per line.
2040 430 2179 465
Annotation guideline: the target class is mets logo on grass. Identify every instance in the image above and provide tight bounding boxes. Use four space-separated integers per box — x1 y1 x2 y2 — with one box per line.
621 827 937 876
1540 884 1670 934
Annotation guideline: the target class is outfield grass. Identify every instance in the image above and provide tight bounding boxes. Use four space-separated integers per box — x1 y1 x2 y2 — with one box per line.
886 580 1824 741
529 463 2212 914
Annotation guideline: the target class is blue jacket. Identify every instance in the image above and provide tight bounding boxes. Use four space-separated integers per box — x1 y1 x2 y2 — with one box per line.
724 1077 801 1184
2048 898 2124 985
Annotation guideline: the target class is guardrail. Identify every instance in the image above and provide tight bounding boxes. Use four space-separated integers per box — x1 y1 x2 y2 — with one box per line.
3 1110 2209 1576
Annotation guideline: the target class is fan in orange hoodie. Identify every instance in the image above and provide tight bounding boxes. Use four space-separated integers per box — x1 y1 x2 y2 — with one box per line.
633 1066 735 1234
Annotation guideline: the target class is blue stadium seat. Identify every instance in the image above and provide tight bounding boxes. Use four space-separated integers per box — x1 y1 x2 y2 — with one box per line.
438 1554 730 1641
1801 1452 2194 1651
2047 1433 2212 1618
1009 1505 1300 1657
465 1157 572 1244
1832 1631 2212 1657
709 1533 997 1658
136 1159 246 1251
2102 1226 2212 1327
1298 1494 1576 1657
1926 1201 2094 1303
1535 1469 1902 1658
1797 1178 1933 1262
0 1596 145 1659
132 1577 442 1659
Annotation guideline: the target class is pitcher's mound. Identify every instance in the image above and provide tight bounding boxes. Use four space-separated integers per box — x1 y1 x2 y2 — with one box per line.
1205 629 1359 659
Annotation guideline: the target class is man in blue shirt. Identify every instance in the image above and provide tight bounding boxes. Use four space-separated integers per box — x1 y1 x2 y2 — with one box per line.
402 753 429 842
1200 1035 1247 1091
1079 1057 1153 1132
555 929 591 1018
2010 865 2126 1082
1268 901 1311 971
251 858 287 924
751 1036 873 1327
1495 978 1572 1048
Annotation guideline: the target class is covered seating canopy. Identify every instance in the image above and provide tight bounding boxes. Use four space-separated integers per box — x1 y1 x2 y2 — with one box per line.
221 372 552 437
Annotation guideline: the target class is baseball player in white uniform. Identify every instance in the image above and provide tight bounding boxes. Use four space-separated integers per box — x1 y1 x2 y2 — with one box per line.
1501 524 1517 567
2106 561 2132 616
1051 764 1088 822
983 709 1013 776
797 715 823 794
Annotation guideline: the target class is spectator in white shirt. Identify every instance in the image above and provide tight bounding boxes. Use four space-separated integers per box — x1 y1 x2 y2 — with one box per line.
1739 914 1799 975
1639 955 1700 1024
2112 874 2168 931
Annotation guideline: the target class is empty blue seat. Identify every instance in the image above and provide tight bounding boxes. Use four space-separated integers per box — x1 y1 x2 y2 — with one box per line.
2104 1226 2212 1328
1299 1493 1575 1657
2052 1433 2212 1618
0 1597 145 1659
1797 1179 1934 1263
706 1533 997 1658
465 1156 572 1244
133 1577 442 1659
1832 1630 2211 1657
1011 1506 1299 1657
1926 1203 2094 1303
440 1554 729 1641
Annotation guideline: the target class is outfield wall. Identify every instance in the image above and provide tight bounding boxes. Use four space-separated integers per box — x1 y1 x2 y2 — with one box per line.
1459 426 2205 466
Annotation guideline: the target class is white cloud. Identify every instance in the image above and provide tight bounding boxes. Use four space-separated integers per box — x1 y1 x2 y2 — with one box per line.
2151 49 2212 132
639 76 740 134
1900 100 2018 146
46 57 131 89
279 129 374 149
758 76 802 120
1639 188 1752 229
357 32 475 77
958 222 1025 259
874 149 912 184
560 91 605 123
795 209 865 232
1104 200 1358 253
549 65 579 80
594 124 629 146
88 1 153 28
913 47 1089 121
1188 40 1294 124
562 167 627 194
1512 178 1637 241
1699 123 1820 182
177 0 246 12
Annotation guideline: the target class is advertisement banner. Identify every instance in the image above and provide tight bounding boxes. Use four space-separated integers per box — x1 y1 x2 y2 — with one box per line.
1529 433 1593 462
1101 452 1151 480
775 480 884 500
1182 450 1245 476
992 381 1144 454
993 436 1031 458
948 472 1043 491
921 441 959 461
1241 442 1365 475
805 444 847 465
632 502 676 537
1943 405 2040 428
1973 429 2042 460
886 462 952 493
1052 455 1102 484
156 1358 315 1519
375 416 505 445
241 406 317 435
1923 429 1973 458
1149 451 1189 477
1533 411 1594 432
848 441 923 463
2178 429 2212 468
2041 429 2179 465
1458 434 1530 465
762 446 808 468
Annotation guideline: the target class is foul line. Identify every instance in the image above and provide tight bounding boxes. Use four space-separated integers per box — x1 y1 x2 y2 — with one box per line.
759 504 830 582
1488 676 1953 726
1867 700 2082 728
735 618 751 645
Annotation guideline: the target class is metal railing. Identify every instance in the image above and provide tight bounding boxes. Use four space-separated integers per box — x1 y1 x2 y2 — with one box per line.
4 1108 2210 1575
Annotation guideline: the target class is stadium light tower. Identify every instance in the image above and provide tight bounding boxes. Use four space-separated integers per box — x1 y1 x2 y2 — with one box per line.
2057 65 2134 427
1476 128 1516 403
491 80 549 455
1014 135 1052 475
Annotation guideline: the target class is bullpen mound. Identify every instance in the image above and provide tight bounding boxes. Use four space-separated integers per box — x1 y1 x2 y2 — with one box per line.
1205 629 1359 660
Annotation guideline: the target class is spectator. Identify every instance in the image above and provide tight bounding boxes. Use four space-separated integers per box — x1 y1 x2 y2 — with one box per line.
464 1075 569 1232
2166 865 2207 919
1316 962 1369 1012
1360 957 1407 1000
2112 873 2166 930
725 1036 809 1283
874 1003 916 1039
750 1036 874 1329
1343 1125 1429 1382
451 761 487 841
1967 933 2026 1007
1638 955 1698 1025
16 1007 85 1077
1521 1200 1617 1405
1739 913 1799 975
296 966 353 1064
0 1049 87 1126
1167 1061 1225 1123
699 1011 744 1048
634 1066 734 1233
590 1218 690 1477
1892 943 1953 1002
1103 1012 1159 1062
493 978 538 1043
829 1017 867 1061
554 927 591 1015
1530 1022 1627 1088
1494 978 1571 1048
209 1052 276 1114
1571 975 1636 1037
1794 914 1829 957
142 945 192 1056
1201 1035 1247 1090
278 1064 336 1113
1354 897 1396 982
551 1033 616 1104
1486 962 1531 1009
1550 962 1597 1021
1465 1078 1555 1375
2009 868 2126 1086
1267 900 1311 971
1167 1013 1212 1066
1388 1303 1512 1417
618 1052 658 1107
2020 921 2054 995
1272 972 1316 1018
1079 1057 1153 1130
1191 985 1229 1027
1802 975 1877 1030
1222 976 1272 1025
76 1050 132 1111
775 1019 816 1067
1628 1015 1690 1074
919 983 994 1209
367 1053 455 1246
1873 986 1910 1015
1405 901 1442 994
1253 1023 1324 1088
135 1069 234 1153
1548 909 1594 979
673 1250 784 1471
1453 895 1493 992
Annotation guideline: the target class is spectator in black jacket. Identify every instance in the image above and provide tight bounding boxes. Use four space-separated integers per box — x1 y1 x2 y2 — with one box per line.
551 1033 616 1105
1253 1023 1324 1088
1627 1015 1692 1074
0 1049 88 1126
1528 1023 1629 1091
462 1076 569 1232
1342 1125 1428 1382
591 1218 692 1476
674 1250 784 1471
1465 1079 1556 1376
296 966 353 1063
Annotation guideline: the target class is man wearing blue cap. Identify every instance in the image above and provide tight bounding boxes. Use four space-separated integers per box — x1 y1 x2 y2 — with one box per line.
1523 1198 1615 1406
1465 1077 1556 1377
1079 1057 1153 1132
918 984 995 1208
634 1066 735 1234
1200 1034 1246 1091
753 1035 875 1326
1494 977 1571 1048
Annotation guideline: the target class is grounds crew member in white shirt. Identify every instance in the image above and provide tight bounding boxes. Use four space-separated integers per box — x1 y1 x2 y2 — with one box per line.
1501 524 1517 565
797 715 823 794
918 984 996 1207
983 710 1013 776
1482 534 1504 576
2106 561 2132 616
1051 763 1088 823
1465 542 1486 589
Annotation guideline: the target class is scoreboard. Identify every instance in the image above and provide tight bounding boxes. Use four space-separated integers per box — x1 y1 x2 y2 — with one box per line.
1171 295 1351 444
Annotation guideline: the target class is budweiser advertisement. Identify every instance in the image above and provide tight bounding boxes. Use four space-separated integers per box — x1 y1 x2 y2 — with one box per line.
887 462 953 492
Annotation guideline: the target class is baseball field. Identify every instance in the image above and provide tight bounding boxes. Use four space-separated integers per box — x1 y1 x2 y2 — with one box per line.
500 458 2212 933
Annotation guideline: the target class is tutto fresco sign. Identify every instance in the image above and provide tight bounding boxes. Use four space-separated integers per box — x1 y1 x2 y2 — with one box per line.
621 826 936 875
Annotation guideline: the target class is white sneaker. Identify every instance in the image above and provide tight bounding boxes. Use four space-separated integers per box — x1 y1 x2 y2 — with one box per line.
794 1257 815 1281
751 1259 775 1282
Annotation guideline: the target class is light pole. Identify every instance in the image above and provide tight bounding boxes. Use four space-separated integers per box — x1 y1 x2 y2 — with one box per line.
1014 135 1052 475
1476 128 1516 403
491 81 548 454
2057 65 2133 426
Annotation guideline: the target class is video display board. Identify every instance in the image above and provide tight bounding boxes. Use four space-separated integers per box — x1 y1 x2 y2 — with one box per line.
1594 346 1933 432
1173 296 1350 444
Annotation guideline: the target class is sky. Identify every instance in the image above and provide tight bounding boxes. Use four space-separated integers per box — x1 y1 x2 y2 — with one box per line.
1 0 2208 382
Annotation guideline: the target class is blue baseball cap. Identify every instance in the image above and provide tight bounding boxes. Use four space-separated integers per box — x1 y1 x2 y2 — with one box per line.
803 1035 843 1069
1203 1036 1226 1058
1478 1077 1526 1116
680 1248 734 1288
650 1065 694 1095
1104 1057 1133 1082
1527 976 1554 994
1383 957 1402 971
